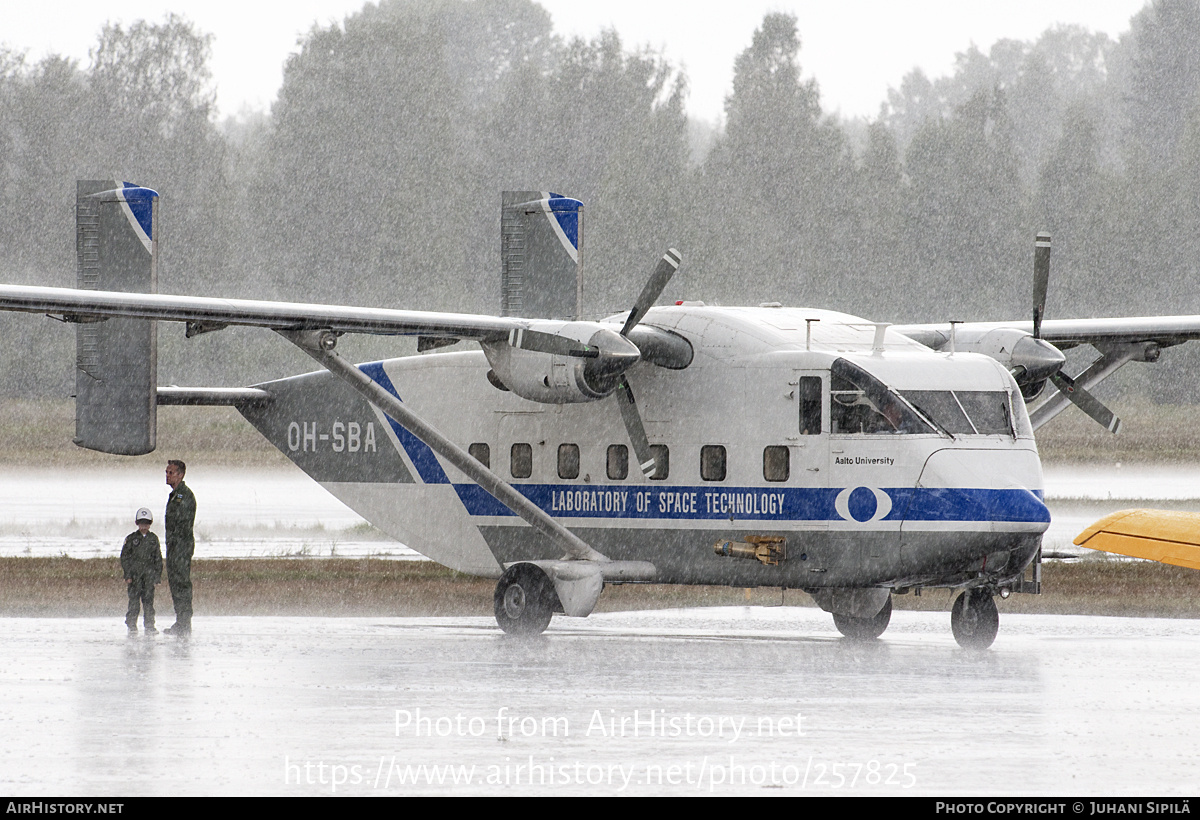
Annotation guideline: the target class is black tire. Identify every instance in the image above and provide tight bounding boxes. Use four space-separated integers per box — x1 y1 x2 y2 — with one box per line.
951 589 999 650
493 563 555 635
832 595 892 640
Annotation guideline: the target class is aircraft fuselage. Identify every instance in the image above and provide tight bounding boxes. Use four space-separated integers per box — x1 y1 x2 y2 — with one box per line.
238 305 1048 593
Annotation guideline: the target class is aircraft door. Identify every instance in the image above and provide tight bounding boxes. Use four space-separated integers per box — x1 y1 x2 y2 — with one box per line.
789 371 829 490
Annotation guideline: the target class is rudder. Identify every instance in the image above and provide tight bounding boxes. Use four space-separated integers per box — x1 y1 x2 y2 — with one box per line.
500 191 582 319
74 180 158 455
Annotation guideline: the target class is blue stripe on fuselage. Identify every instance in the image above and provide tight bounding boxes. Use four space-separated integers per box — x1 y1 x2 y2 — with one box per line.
352 362 1046 527
357 361 450 484
452 484 1049 524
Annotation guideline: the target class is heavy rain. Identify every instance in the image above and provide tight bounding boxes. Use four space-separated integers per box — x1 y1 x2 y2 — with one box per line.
2 0 1200 798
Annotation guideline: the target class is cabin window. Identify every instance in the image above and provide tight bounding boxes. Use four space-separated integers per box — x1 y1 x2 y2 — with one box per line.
830 358 933 435
701 445 727 481
558 443 580 479
510 443 532 478
649 445 670 480
607 445 629 480
799 376 822 435
763 446 790 481
468 443 490 468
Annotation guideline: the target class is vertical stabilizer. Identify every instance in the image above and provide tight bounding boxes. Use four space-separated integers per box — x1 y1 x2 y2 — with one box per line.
500 191 582 319
74 180 158 455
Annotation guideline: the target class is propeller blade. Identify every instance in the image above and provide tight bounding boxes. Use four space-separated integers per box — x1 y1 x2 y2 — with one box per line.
1050 372 1122 434
621 248 682 337
1033 232 1050 340
615 376 657 478
508 327 599 358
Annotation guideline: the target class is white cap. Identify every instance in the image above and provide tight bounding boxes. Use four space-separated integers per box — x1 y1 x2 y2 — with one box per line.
135 508 153 523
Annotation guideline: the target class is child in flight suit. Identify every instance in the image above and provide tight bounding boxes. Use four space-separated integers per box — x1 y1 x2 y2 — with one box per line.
121 507 163 633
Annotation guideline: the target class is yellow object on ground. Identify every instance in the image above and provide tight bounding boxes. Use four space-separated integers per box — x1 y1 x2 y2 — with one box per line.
1075 509 1200 570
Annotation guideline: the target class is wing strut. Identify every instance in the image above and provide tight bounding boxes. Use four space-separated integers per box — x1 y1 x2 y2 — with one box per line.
1028 342 1156 430
278 329 608 564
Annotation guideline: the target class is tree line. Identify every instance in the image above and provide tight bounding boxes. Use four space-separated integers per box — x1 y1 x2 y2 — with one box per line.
2 0 1200 401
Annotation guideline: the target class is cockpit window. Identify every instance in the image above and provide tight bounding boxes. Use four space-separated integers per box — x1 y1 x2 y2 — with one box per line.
955 391 1012 435
902 391 974 435
830 359 934 435
903 390 1014 437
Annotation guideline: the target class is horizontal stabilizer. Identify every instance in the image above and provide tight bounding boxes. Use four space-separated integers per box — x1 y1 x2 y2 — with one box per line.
1074 509 1200 570
156 387 271 407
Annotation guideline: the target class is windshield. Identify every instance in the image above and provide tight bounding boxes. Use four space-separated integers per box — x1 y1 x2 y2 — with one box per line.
830 359 934 435
903 390 1015 437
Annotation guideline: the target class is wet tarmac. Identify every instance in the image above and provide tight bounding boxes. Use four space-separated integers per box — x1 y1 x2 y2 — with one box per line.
3 607 1198 796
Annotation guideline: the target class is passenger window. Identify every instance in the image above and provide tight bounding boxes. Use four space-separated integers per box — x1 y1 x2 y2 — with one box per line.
649 445 669 480
468 443 490 468
763 446 789 481
510 443 532 479
799 376 821 434
701 445 726 481
607 445 629 480
558 443 580 479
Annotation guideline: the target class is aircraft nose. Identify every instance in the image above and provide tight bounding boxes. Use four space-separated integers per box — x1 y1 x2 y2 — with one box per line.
910 448 1050 531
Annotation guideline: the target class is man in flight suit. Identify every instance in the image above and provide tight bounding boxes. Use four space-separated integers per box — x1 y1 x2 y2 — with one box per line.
163 459 197 635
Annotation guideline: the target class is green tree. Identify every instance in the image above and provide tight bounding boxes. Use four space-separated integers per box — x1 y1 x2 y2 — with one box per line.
904 88 1025 320
692 13 853 308
1125 0 1200 168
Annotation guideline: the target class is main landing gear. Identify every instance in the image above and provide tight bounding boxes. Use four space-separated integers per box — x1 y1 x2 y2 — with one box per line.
493 563 558 635
832 595 892 640
951 588 999 650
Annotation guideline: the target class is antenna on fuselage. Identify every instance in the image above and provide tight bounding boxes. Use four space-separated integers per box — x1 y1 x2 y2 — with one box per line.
948 320 962 354
871 323 890 353
805 318 819 351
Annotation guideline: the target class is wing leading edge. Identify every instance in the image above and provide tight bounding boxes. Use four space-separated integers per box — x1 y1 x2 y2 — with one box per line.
0 284 520 340
894 316 1200 351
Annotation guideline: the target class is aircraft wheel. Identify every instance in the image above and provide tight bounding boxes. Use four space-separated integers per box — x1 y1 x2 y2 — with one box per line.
832 595 892 640
494 563 555 635
951 589 999 650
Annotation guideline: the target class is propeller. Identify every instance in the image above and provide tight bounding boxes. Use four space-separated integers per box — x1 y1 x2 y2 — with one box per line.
1029 233 1122 433
615 249 681 477
1033 232 1050 341
622 249 681 336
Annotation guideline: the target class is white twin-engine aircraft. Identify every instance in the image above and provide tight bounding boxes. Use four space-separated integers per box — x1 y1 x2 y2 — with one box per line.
3 182 1198 648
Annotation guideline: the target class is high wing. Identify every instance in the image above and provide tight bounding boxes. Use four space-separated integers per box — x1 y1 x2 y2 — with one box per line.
0 283 521 340
894 316 1200 352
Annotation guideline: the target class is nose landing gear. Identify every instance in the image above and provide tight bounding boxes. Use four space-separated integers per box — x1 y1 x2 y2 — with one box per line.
951 588 999 649
832 595 893 640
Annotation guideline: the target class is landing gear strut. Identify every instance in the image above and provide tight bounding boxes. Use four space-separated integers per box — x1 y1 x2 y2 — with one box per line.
951 588 999 650
493 563 557 635
832 595 892 640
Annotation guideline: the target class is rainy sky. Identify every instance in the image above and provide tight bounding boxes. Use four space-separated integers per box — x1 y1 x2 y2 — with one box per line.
6 0 1150 122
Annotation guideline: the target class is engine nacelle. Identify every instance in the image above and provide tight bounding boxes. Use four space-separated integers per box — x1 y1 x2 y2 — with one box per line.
482 322 637 403
953 327 1065 390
